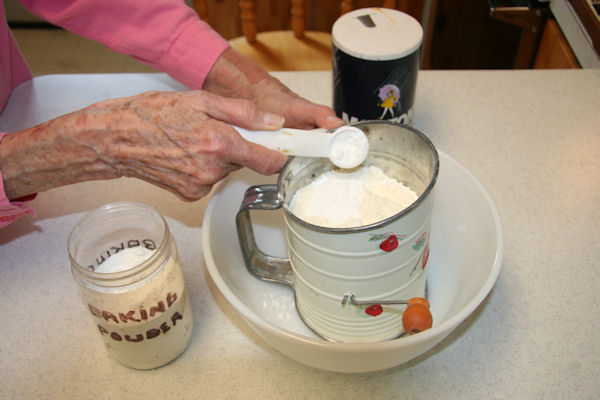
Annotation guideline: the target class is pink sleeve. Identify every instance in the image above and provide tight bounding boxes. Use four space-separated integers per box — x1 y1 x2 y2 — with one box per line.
0 133 36 228
20 0 229 89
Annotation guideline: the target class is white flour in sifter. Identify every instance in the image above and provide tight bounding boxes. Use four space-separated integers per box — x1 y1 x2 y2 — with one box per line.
289 165 418 228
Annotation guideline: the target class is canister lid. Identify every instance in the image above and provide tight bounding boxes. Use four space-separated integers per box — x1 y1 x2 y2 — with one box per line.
332 8 423 61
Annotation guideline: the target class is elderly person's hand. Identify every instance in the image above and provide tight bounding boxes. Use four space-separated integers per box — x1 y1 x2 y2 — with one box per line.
204 48 345 130
0 90 288 201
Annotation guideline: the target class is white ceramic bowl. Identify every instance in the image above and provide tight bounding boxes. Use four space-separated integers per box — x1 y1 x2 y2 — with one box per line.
202 151 503 373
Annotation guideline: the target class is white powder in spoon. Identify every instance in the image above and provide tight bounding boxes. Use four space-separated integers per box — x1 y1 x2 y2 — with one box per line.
289 165 418 228
95 246 156 273
329 128 369 169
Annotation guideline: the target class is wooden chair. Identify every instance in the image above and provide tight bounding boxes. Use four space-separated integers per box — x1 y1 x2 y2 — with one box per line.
193 1 434 71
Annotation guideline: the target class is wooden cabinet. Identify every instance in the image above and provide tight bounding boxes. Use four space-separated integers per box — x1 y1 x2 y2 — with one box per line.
534 18 580 69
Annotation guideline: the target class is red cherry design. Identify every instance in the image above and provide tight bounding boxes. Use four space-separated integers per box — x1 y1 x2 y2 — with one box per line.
365 304 383 316
380 235 399 252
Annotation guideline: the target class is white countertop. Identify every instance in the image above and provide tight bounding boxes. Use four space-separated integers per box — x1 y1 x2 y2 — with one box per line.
1 70 598 399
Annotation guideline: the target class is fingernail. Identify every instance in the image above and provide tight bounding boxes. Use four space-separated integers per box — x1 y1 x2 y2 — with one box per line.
326 115 345 128
263 112 285 128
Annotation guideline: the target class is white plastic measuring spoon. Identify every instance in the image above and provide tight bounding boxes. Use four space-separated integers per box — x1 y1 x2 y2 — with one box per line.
234 125 369 169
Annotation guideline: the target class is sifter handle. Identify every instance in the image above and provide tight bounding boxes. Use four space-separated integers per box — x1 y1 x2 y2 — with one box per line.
235 184 292 286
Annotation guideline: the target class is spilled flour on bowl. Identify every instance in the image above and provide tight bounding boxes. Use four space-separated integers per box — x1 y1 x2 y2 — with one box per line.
289 165 418 228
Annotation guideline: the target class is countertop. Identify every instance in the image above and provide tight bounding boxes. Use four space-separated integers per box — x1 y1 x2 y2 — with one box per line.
1 70 598 399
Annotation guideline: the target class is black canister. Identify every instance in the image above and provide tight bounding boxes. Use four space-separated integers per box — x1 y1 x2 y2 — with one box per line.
332 8 423 125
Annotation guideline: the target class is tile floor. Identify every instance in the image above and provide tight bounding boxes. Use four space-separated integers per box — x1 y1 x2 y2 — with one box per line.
12 28 158 76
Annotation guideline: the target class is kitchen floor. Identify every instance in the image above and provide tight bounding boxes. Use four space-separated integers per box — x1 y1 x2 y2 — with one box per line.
12 28 157 76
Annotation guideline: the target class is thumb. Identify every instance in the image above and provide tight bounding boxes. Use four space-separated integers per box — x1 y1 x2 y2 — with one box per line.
202 92 285 131
254 111 286 131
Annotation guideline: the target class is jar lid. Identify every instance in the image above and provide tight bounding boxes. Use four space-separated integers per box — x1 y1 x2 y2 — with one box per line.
332 8 423 61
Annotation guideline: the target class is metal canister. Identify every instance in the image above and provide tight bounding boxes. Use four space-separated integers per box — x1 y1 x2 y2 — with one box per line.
237 121 438 342
333 8 423 125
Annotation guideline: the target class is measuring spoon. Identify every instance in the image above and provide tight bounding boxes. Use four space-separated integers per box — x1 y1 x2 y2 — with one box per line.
234 125 369 169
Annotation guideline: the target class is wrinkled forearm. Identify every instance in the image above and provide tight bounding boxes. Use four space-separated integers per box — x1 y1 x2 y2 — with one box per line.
0 90 289 203
0 105 127 200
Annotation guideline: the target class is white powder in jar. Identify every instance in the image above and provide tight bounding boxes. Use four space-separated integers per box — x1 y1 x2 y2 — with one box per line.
289 165 418 228
95 246 155 273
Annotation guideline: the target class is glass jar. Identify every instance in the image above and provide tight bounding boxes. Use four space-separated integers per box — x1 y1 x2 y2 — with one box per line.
68 202 193 369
